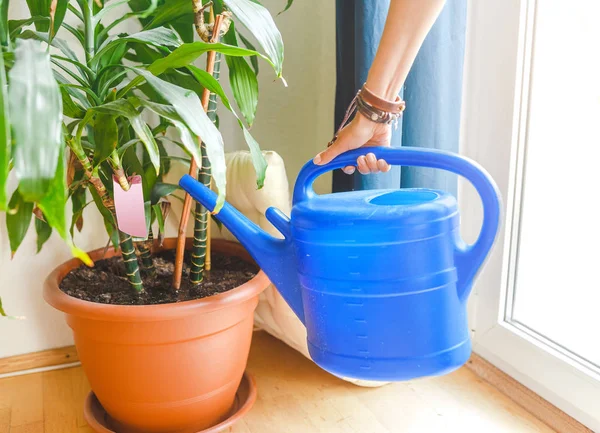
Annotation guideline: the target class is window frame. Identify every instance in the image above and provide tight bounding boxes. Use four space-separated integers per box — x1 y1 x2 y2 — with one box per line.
459 0 600 430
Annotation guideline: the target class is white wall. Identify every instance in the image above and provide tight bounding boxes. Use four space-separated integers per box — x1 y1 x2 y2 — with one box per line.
0 0 335 359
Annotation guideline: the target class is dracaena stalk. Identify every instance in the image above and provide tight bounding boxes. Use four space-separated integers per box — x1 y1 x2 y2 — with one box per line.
111 155 145 293
70 141 145 293
119 232 144 293
190 52 221 285
137 229 156 276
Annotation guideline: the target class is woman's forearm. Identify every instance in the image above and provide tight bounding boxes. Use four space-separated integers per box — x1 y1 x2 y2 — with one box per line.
366 0 446 100
314 0 445 168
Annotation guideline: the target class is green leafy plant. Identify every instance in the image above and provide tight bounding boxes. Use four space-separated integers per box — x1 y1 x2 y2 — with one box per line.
0 0 292 314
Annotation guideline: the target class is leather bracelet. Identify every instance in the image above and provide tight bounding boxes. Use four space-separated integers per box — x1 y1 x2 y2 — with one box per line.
360 84 405 114
328 84 406 147
356 83 405 125
356 95 401 125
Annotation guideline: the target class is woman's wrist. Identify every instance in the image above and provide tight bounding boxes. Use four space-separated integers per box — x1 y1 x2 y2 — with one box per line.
364 77 402 101
354 83 405 127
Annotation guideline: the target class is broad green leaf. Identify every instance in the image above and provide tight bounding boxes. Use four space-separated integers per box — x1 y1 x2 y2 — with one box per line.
150 182 179 205
67 3 83 21
186 67 267 188
52 55 95 78
93 0 131 25
0 0 9 47
131 70 226 210
152 203 165 241
75 110 95 147
159 153 191 165
51 57 89 87
224 24 258 126
162 69 204 98
61 22 84 44
92 27 183 67
91 99 160 174
119 41 270 98
157 136 170 174
69 202 88 237
171 14 195 44
148 41 272 77
237 30 259 75
6 189 34 256
61 87 86 119
10 39 63 202
224 0 284 77
52 0 70 36
128 0 155 26
38 146 66 233
93 114 119 166
89 185 118 241
54 72 91 109
127 41 163 63
0 49 10 210
98 69 129 99
96 42 129 75
144 0 192 30
241 127 267 188
58 82 101 105
35 217 52 253
37 148 66 240
225 56 258 127
70 181 88 236
128 0 160 19
132 98 202 169
2 50 14 65
117 138 141 157
9 16 49 38
38 147 92 266
96 0 159 41
186 65 234 110
25 0 68 37
20 30 91 80
121 145 154 202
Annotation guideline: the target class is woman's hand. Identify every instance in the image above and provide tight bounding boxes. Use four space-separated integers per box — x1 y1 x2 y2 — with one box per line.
313 113 392 175
312 0 446 175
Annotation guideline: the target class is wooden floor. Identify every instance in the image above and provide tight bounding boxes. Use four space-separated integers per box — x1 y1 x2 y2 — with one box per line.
0 331 555 433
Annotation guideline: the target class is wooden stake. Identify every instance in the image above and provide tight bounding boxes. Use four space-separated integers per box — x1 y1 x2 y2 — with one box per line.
172 14 225 290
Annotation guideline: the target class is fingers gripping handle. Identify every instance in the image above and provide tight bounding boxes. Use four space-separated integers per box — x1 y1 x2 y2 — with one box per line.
293 147 502 300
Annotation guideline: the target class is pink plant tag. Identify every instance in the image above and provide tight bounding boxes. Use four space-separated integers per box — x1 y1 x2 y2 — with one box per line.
113 175 147 238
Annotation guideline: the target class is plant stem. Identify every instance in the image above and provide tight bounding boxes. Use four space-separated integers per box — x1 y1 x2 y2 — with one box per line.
120 232 144 293
173 13 225 290
190 52 221 284
67 139 146 293
82 0 95 64
112 160 146 293
137 229 156 276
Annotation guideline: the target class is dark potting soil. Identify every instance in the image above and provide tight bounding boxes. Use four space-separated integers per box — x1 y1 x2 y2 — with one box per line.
59 250 258 306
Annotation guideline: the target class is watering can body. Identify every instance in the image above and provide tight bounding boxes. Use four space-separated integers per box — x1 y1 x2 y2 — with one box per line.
180 147 501 381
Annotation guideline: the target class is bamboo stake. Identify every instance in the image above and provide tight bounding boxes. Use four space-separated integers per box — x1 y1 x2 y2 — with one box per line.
172 14 225 290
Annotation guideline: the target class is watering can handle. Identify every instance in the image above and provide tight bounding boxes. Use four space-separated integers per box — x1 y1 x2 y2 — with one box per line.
293 147 502 300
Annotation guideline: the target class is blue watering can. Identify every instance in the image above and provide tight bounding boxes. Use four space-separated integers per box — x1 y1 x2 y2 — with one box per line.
179 147 501 381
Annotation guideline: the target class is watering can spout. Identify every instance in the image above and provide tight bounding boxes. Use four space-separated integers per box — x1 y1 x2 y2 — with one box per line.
179 175 305 323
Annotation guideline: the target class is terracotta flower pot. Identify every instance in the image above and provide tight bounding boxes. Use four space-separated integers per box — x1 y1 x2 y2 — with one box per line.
44 238 269 433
